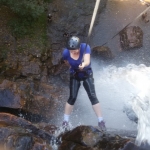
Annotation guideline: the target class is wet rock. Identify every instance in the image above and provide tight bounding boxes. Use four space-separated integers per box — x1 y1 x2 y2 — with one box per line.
3 68 21 79
141 12 149 23
0 113 55 144
40 66 48 83
120 26 143 50
6 52 19 69
45 58 53 69
122 141 150 150
29 48 42 58
48 54 69 78
61 126 103 147
36 122 57 135
48 57 70 83
32 142 52 150
4 52 47 81
51 50 62 66
40 75 48 83
58 141 93 150
58 125 134 150
99 0 108 12
5 135 33 150
123 103 138 123
92 46 113 60
21 61 41 77
0 80 23 108
0 89 21 108
0 79 63 121
52 63 69 76
60 71 70 84
0 127 52 150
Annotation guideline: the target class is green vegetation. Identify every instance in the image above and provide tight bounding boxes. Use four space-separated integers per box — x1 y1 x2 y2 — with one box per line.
0 0 53 55
0 0 53 38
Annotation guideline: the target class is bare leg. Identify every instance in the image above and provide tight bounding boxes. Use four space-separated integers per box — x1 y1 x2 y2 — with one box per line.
64 102 74 115
93 103 106 130
92 103 102 117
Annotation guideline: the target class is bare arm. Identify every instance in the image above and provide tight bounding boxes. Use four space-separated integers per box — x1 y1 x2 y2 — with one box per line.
78 53 90 70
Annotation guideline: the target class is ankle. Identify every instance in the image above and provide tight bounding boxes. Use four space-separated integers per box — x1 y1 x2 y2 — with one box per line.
98 117 103 122
64 114 70 122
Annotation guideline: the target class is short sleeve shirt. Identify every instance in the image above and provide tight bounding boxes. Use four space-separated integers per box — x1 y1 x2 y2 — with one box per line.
62 43 91 73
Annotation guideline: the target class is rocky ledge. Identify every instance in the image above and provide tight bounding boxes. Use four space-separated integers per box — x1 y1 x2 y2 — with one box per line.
0 113 150 150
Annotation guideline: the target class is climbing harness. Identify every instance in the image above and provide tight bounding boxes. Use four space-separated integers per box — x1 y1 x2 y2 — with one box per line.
71 68 93 80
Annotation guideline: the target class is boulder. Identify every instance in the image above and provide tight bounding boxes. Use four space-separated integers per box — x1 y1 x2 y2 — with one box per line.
92 46 113 60
120 26 143 50
58 125 135 150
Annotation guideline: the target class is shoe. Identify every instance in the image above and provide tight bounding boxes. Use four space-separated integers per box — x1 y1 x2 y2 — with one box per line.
98 121 106 131
62 121 69 129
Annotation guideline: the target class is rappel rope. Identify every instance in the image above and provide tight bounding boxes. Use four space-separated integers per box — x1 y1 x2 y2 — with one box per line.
82 0 101 63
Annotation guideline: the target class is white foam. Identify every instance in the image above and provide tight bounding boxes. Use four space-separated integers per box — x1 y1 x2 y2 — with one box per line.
94 64 150 145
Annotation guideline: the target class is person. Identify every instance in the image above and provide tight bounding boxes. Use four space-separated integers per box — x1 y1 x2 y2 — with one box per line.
62 36 106 131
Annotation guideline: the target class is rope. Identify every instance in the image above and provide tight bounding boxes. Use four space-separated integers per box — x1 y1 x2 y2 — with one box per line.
82 0 101 63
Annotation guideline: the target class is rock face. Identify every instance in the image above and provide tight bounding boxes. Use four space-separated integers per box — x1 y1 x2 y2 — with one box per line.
1 113 150 150
120 26 143 50
0 0 108 84
0 113 54 150
0 79 64 122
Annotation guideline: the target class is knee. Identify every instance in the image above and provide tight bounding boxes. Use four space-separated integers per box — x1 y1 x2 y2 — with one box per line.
67 97 76 105
89 95 99 105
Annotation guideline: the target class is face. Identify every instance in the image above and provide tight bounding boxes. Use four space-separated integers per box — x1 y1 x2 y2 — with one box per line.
69 49 80 54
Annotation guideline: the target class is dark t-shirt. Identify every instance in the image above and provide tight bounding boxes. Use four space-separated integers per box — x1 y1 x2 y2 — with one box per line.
62 43 92 79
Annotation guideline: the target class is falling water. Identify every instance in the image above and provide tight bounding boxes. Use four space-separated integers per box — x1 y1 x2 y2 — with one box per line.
126 65 150 146
93 63 150 146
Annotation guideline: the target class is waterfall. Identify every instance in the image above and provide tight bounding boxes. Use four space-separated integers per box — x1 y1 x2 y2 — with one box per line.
93 63 150 146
